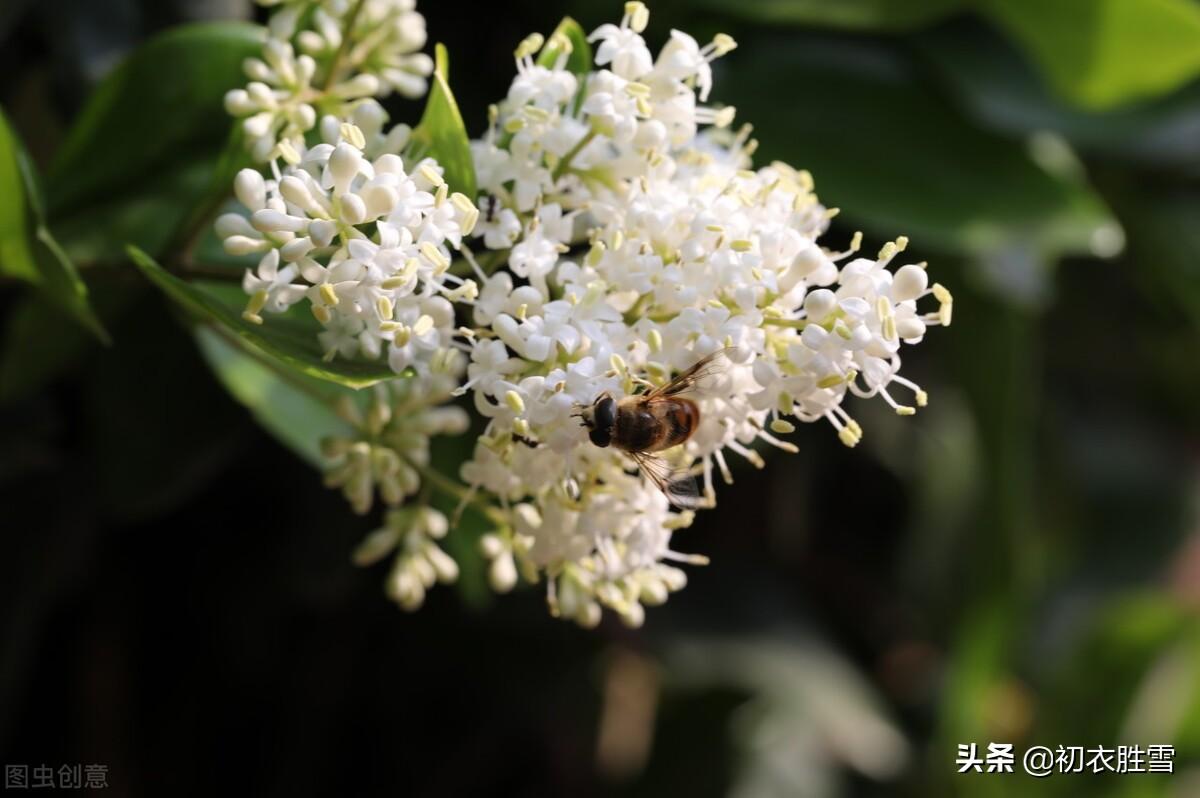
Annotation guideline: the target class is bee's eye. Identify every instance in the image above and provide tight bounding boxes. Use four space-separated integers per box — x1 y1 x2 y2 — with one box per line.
594 396 616 431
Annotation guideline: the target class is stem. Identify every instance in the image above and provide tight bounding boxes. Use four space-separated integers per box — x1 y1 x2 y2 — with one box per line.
551 128 597 181
763 317 808 329
413 461 507 526
321 0 367 91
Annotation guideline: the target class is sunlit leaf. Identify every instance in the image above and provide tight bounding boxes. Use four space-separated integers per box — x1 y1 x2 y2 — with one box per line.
0 109 108 341
978 0 1200 110
410 43 478 199
194 326 355 468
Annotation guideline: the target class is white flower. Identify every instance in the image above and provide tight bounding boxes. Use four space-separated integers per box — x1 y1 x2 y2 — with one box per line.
219 130 477 373
227 0 433 161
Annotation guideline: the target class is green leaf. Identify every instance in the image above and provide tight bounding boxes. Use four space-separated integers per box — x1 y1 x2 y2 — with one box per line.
410 43 478 199
688 0 964 30
0 109 108 341
723 36 1115 262
46 21 262 217
977 0 1200 110
537 17 592 76
53 153 217 265
127 245 395 389
194 326 355 468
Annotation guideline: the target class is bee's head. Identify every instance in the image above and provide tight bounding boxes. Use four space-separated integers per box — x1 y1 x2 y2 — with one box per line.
574 394 616 448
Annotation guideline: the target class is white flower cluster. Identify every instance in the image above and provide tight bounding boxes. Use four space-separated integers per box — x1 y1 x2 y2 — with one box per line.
452 2 953 627
322 372 468 514
218 120 479 375
226 0 433 161
223 1 954 626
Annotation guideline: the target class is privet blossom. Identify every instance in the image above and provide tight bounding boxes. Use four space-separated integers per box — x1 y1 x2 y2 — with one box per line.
218 1 954 627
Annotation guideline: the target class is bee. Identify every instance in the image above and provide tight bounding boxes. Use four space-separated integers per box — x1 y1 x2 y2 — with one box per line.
575 349 728 508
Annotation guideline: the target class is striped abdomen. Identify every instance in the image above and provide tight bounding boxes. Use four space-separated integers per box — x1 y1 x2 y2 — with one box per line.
613 397 700 453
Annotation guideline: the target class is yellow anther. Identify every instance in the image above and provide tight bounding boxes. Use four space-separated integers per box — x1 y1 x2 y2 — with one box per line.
817 374 844 389
503 117 526 134
730 239 753 252
625 1 649 32
915 390 929 407
647 328 663 353
418 164 445 187
587 241 606 266
514 32 545 60
242 289 268 325
609 353 627 373
311 304 332 324
319 283 339 306
712 33 737 55
714 106 737 127
838 426 860 448
339 122 366 149
419 241 449 272
770 418 795 434
275 139 302 165
376 296 394 320
381 275 408 290
895 406 916 416
516 303 528 321
412 314 434 336
505 390 526 413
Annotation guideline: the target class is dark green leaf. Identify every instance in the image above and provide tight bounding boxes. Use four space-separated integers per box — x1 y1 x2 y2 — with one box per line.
724 37 1115 261
915 21 1200 169
977 0 1200 110
0 277 141 403
46 21 262 217
686 0 964 31
537 17 592 76
128 245 395 389
410 43 478 199
0 109 108 341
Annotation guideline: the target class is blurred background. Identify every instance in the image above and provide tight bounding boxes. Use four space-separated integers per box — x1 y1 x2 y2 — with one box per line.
2 0 1199 796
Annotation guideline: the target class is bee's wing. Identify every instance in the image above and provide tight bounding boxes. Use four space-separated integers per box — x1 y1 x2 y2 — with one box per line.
648 347 732 399
630 451 701 510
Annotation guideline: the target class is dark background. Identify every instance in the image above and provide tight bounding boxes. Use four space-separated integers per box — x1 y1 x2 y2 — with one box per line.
2 1 1199 796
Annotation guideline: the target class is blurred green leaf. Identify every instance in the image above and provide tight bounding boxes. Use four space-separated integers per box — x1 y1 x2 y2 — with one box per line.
687 0 964 30
53 153 216 265
410 43 478 199
0 277 141 404
46 21 261 217
915 22 1200 169
128 246 394 389
0 109 108 341
537 17 593 75
977 0 1200 110
725 37 1115 262
194 326 355 468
